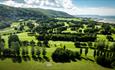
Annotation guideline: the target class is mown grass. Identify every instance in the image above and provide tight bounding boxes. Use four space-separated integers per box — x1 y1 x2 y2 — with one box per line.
0 59 113 70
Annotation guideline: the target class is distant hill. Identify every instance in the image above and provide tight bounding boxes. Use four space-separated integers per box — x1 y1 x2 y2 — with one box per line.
28 8 73 18
0 4 73 21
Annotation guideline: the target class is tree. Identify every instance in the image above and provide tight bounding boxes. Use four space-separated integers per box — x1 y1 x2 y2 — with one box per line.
18 25 24 31
74 41 80 48
37 41 42 47
97 50 100 56
0 35 5 50
102 24 111 35
79 29 82 33
63 45 66 50
36 48 41 57
27 22 35 30
80 48 82 55
0 35 1 42
11 41 20 56
52 48 81 62
0 35 5 56
96 40 106 56
0 40 5 51
22 48 26 56
11 42 20 50
88 42 92 47
30 40 35 47
42 48 46 57
85 47 88 56
110 43 115 57
43 40 49 47
74 51 81 60
31 47 35 56
3 49 11 57
96 56 111 68
52 48 69 62
94 49 96 57
96 42 115 68
22 41 29 46
0 35 1 55
106 35 113 41
8 34 20 48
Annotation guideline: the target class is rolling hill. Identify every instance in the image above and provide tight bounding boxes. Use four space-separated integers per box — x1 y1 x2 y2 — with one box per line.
0 4 73 21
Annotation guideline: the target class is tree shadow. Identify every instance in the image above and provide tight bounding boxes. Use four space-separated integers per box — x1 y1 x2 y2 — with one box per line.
12 55 22 63
87 57 95 62
71 58 77 62
32 55 38 61
0 55 6 61
81 57 94 62
81 57 87 60
22 55 30 62
38 56 43 62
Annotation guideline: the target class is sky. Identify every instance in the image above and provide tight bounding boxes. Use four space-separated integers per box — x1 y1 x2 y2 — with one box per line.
0 0 115 16
74 0 115 8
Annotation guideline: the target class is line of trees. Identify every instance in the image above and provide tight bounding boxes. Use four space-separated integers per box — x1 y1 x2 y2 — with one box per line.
94 40 115 68
37 34 96 42
0 35 5 56
0 46 49 62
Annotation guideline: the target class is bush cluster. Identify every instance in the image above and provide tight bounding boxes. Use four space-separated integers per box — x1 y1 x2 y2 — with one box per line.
52 48 81 63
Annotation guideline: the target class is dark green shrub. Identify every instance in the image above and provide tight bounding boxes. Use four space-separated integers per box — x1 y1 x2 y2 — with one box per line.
52 48 69 62
52 48 81 63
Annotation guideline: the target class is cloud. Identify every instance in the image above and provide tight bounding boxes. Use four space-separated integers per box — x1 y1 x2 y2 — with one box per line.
0 0 78 15
0 0 115 16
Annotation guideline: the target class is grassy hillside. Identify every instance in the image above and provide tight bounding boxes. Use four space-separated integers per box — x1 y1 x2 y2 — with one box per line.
28 8 73 18
0 4 73 21
0 4 73 29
